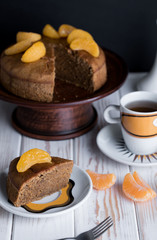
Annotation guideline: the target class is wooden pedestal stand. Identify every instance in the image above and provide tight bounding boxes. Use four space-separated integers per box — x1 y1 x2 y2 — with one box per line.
0 49 128 140
11 104 97 140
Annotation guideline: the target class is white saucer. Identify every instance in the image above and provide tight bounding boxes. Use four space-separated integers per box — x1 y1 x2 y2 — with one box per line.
0 165 92 218
96 124 157 167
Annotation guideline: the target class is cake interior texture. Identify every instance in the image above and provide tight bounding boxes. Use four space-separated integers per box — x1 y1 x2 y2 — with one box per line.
7 157 73 207
44 37 107 93
54 41 93 91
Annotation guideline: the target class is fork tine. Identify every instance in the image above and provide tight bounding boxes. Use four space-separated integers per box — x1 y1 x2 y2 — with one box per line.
91 216 111 232
93 222 113 239
93 218 113 234
92 217 113 239
92 219 113 236
92 216 112 233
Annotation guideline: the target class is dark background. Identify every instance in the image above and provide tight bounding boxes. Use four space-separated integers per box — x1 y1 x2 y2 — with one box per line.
0 0 157 71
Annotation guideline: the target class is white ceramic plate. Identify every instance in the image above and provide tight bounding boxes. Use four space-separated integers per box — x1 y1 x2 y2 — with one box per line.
0 165 92 218
96 124 157 167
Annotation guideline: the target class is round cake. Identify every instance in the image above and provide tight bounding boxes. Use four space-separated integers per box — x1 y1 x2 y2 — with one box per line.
0 32 107 103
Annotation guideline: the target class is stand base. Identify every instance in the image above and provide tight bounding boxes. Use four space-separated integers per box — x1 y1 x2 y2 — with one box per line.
12 104 97 140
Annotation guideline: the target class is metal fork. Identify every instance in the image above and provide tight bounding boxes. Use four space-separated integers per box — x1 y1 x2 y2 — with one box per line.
58 216 113 240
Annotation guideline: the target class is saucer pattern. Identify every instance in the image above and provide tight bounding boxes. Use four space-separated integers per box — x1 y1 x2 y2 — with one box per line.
116 138 157 163
96 124 157 166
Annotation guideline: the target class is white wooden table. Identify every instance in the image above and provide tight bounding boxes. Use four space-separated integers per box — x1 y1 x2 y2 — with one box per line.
0 73 157 240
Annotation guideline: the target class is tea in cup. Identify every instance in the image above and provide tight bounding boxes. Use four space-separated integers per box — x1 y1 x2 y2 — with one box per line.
104 91 157 155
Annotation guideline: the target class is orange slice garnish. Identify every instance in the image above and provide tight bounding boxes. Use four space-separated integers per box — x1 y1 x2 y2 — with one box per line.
70 38 99 57
16 32 41 42
86 170 116 190
4 40 32 55
122 172 156 201
133 171 156 198
58 24 76 37
42 24 60 39
21 41 46 63
16 148 51 172
67 29 93 44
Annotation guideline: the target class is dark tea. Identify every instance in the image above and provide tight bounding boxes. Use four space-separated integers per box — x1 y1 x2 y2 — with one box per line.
125 101 157 113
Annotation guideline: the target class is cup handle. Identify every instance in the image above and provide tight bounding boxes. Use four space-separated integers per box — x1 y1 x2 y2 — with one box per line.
104 105 121 124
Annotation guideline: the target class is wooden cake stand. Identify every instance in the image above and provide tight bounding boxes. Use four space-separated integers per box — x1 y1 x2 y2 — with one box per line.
0 49 128 140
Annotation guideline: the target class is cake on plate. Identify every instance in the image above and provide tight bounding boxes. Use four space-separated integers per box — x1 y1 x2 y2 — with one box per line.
7 149 73 207
0 24 107 102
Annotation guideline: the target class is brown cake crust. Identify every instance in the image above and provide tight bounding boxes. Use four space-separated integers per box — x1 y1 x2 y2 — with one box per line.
7 157 73 207
0 45 55 102
0 37 107 102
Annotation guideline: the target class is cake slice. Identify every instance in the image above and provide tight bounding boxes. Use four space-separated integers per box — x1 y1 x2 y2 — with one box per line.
7 156 73 207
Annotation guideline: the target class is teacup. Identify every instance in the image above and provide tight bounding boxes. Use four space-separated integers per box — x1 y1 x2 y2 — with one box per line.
104 91 157 155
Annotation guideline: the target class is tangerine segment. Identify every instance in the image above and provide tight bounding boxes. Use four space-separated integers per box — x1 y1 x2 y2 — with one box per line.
67 29 93 44
58 24 76 37
122 173 154 202
4 40 32 55
42 24 60 39
70 38 99 57
86 170 116 190
133 171 156 199
21 41 46 63
16 32 41 42
17 148 51 172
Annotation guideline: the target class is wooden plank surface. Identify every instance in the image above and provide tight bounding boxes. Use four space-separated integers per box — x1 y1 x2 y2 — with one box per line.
0 102 21 240
0 73 157 240
74 92 139 240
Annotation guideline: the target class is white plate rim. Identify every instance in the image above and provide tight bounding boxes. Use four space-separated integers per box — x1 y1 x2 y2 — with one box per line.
0 164 92 218
96 124 157 167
